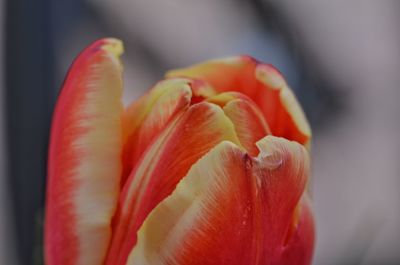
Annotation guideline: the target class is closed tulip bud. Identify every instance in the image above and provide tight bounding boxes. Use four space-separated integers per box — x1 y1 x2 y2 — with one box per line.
45 38 314 265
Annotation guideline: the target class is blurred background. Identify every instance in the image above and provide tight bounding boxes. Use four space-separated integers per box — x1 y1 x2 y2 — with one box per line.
1 0 400 264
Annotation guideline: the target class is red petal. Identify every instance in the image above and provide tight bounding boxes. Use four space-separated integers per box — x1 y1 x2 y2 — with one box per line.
280 195 315 265
45 39 124 265
121 78 216 186
127 136 312 265
106 102 241 265
167 56 311 147
121 79 192 186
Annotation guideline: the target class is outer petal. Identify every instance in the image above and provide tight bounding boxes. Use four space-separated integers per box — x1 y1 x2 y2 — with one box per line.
206 92 271 156
127 136 313 265
280 195 315 265
45 39 124 265
167 56 311 147
106 102 241 265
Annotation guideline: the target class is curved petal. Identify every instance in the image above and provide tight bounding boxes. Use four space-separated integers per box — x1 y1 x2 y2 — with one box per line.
167 56 311 147
127 136 312 265
45 38 124 265
121 78 216 186
121 79 192 186
280 195 315 265
255 64 311 148
167 56 257 96
206 92 271 156
106 102 241 265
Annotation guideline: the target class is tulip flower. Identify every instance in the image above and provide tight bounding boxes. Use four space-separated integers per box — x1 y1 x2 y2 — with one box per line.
45 38 314 265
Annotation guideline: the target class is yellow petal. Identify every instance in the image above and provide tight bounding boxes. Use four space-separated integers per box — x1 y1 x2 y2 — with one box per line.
207 92 271 156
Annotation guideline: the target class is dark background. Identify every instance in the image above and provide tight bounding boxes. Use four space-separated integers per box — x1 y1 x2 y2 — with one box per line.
1 0 400 264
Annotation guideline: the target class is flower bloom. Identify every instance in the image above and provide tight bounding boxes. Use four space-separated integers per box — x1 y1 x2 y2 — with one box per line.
45 38 314 265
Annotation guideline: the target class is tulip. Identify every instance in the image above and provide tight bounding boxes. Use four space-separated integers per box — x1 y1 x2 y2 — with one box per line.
45 38 314 265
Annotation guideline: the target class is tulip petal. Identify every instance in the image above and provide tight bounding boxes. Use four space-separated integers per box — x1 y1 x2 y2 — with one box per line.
121 79 216 186
106 102 241 265
167 56 311 147
121 79 192 185
127 136 312 265
207 92 271 156
255 64 311 148
280 195 315 265
45 39 124 265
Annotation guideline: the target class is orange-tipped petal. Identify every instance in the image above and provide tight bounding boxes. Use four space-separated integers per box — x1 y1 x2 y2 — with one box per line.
106 102 241 265
45 39 124 265
207 92 271 156
167 56 311 147
127 136 313 265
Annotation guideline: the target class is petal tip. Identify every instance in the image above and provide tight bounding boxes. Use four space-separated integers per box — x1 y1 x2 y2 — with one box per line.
280 88 312 140
255 64 312 144
255 135 310 171
255 64 286 90
101 38 124 57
